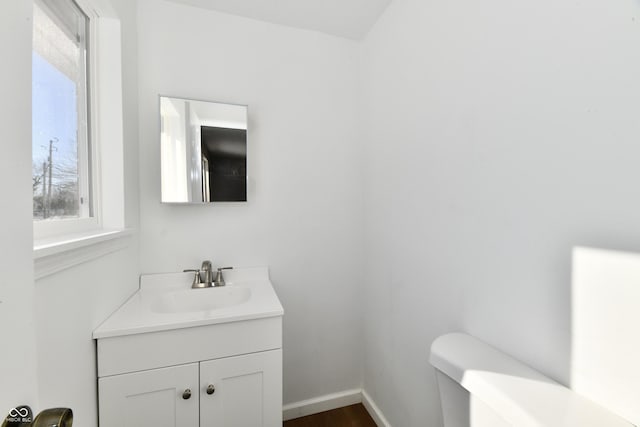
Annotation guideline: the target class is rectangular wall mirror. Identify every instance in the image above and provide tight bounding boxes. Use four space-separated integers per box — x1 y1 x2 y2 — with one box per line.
160 96 248 203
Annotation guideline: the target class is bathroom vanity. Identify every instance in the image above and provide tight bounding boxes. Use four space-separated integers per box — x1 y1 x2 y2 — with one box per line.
93 267 283 427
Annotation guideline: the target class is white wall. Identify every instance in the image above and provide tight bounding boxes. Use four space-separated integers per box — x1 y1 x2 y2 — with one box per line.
35 250 138 426
34 1 140 426
137 0 364 405
0 0 39 414
360 0 640 425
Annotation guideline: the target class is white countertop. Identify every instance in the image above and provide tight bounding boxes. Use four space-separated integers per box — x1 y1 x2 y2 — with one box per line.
93 267 284 339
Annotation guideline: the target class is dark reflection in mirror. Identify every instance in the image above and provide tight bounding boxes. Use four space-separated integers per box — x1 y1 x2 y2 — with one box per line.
201 126 247 202
160 96 247 203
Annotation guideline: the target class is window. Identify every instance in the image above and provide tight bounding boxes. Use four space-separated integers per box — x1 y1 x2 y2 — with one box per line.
33 0 93 229
32 0 128 275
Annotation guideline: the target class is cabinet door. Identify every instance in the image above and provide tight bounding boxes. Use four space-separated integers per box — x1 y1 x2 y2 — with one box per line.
200 349 282 427
99 363 199 427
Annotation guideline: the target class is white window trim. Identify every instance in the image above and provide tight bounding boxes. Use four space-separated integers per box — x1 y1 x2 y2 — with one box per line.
34 229 133 279
33 0 129 278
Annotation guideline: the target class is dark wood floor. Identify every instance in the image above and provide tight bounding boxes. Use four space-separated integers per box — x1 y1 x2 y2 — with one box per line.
284 404 377 427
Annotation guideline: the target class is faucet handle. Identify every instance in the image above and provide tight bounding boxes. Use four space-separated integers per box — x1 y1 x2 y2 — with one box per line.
183 269 203 287
214 267 233 287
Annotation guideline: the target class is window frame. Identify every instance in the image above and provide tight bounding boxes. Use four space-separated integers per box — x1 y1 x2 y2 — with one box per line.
32 0 99 239
33 0 129 277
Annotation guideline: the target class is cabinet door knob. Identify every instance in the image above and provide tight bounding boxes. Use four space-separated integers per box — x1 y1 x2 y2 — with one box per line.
182 389 192 399
206 384 215 395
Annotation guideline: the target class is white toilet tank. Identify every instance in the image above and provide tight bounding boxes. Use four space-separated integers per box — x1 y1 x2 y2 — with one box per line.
429 333 634 427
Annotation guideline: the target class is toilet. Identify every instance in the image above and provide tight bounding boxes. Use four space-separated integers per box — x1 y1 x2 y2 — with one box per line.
429 333 634 427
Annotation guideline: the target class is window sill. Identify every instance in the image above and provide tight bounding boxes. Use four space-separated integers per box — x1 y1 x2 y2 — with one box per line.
34 228 134 280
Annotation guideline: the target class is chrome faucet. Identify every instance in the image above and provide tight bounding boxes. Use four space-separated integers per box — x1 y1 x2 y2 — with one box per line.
184 260 214 288
184 262 233 288
200 260 213 287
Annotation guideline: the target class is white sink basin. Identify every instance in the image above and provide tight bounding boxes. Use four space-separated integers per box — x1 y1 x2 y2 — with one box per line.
151 286 252 313
93 267 284 339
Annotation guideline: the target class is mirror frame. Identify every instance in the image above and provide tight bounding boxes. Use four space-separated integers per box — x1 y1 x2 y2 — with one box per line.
159 95 248 204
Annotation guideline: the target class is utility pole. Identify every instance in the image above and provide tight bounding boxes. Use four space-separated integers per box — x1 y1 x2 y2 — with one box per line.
41 161 47 218
46 138 57 218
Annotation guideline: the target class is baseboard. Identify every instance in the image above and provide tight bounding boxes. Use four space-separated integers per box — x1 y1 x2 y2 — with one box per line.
282 388 363 421
282 388 392 426
362 389 392 427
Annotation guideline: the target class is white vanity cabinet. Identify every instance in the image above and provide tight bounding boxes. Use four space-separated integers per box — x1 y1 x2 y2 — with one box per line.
98 349 282 427
199 350 282 426
93 268 284 427
99 362 199 427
